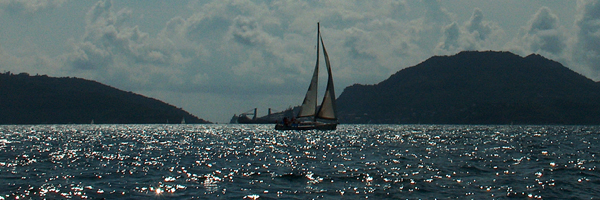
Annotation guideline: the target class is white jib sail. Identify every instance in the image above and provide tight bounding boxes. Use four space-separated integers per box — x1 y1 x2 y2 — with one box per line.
316 32 337 120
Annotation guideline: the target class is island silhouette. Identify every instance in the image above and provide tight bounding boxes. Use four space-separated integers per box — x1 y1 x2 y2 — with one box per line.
0 72 210 124
336 51 600 124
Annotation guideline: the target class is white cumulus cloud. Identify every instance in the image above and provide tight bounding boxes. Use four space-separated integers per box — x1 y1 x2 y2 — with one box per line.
0 0 67 14
572 0 600 79
435 8 505 54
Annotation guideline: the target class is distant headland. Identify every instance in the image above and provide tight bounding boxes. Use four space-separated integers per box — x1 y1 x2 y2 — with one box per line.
336 51 600 125
0 72 211 124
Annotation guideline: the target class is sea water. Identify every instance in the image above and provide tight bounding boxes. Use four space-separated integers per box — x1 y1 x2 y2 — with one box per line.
0 124 598 199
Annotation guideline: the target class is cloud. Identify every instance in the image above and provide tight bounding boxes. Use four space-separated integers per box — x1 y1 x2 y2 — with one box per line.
68 41 111 70
523 7 566 55
422 0 452 24
572 0 600 78
507 6 566 59
465 8 492 41
230 16 268 46
64 1 189 90
61 0 294 94
435 8 505 54
437 22 461 51
47 0 460 122
0 0 67 14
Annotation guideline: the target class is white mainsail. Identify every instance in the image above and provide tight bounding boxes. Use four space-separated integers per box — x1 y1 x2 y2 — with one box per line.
296 25 320 118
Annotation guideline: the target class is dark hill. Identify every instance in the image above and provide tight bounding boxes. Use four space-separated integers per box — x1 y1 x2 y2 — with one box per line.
0 72 211 124
336 51 600 124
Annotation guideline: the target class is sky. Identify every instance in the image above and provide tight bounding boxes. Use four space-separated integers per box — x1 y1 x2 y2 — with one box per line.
1 0 600 123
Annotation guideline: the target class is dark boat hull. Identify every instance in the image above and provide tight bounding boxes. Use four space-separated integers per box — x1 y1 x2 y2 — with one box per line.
274 123 337 130
237 117 277 124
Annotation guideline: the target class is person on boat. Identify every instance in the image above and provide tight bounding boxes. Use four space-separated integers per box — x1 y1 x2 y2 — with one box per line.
282 117 290 127
291 117 298 127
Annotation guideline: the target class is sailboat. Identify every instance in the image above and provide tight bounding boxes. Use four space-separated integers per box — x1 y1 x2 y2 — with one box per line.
275 23 337 130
